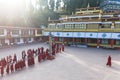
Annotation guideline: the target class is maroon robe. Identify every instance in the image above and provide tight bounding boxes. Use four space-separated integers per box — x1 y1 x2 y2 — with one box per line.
106 56 111 67
6 65 9 74
1 67 4 76
62 45 64 51
10 64 14 72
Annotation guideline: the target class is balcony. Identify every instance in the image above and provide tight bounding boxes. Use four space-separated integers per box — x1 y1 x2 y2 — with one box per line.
98 28 114 32
44 27 120 32
114 28 120 32
86 29 98 32
44 28 63 32
62 19 101 23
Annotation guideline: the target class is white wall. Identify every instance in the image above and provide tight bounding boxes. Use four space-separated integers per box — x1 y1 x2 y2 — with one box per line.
43 32 120 39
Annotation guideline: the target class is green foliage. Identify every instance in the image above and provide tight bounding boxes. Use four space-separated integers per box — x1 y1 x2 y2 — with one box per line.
63 0 102 14
30 0 102 27
56 0 61 10
30 1 60 27
49 0 55 11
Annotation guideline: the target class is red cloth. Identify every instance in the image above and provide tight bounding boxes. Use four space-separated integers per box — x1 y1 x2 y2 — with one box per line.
13 54 17 62
62 45 64 51
1 67 4 76
38 54 42 62
6 65 9 74
106 56 111 67
10 64 14 72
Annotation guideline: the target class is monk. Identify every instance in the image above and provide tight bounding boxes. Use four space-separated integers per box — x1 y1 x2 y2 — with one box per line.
13 54 17 62
1 66 4 76
10 63 14 72
62 44 64 51
106 55 112 67
6 65 9 74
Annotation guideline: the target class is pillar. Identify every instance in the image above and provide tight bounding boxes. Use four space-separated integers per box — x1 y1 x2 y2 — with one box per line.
62 38 65 44
110 39 114 48
54 37 58 42
111 21 115 29
97 39 100 48
85 38 87 43
72 38 75 44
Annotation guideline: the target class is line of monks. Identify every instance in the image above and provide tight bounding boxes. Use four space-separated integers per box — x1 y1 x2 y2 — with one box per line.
0 43 65 77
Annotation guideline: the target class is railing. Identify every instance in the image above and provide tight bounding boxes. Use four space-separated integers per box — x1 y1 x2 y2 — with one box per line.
114 45 120 48
62 19 101 22
88 43 97 46
114 28 120 32
86 29 98 32
98 28 114 32
44 28 63 31
100 44 111 48
44 28 120 32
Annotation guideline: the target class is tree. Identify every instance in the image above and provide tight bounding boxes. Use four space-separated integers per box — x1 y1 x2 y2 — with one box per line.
49 0 55 11
56 0 61 10
30 0 60 27
62 0 102 14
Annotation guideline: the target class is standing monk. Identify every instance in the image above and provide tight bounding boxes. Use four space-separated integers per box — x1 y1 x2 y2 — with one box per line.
38 54 42 62
22 51 26 60
1 66 4 76
13 54 17 63
106 55 112 67
62 44 64 51
6 65 9 74
10 63 14 72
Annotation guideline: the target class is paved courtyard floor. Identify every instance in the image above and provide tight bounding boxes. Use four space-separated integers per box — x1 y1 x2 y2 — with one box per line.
0 43 120 80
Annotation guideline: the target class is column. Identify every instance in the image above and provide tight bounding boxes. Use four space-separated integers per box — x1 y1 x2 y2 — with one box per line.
97 39 100 48
85 38 87 43
62 38 65 44
110 39 114 48
72 38 75 44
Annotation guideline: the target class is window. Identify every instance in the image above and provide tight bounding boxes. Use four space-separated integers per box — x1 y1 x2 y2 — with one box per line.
115 40 120 45
101 39 109 44
37 30 42 34
65 24 69 29
14 38 20 42
21 30 29 35
24 30 29 35
48 24 55 29
103 24 111 28
75 24 80 29
30 30 33 35
21 30 25 35
100 24 111 28
57 24 63 29
0 29 4 35
12 30 19 35
115 24 120 28
28 38 31 41
75 24 86 29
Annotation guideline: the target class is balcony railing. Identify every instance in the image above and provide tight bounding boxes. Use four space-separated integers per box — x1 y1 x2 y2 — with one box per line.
44 28 120 32
62 19 101 23
98 28 114 32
